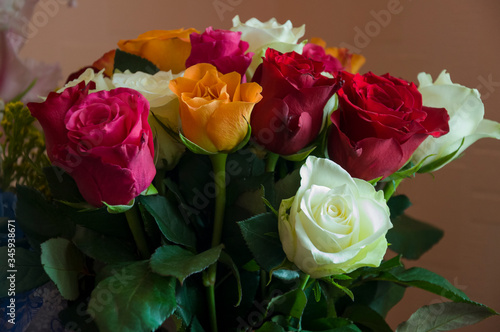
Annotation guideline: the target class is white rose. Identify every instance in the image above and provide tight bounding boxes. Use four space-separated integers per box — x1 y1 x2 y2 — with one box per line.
230 15 306 78
411 70 500 171
112 70 180 108
112 70 185 169
59 68 114 93
278 156 392 278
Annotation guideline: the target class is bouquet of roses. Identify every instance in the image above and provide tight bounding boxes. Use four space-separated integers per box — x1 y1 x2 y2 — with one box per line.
2 15 500 332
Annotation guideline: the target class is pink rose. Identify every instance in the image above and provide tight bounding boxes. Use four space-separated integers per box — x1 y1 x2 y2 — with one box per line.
302 43 343 75
28 82 156 207
185 27 253 80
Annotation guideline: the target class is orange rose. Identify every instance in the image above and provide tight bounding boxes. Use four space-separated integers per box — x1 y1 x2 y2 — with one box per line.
117 29 198 74
92 49 116 77
169 63 263 153
310 37 366 74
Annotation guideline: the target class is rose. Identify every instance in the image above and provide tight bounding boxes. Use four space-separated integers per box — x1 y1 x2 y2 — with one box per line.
410 70 500 171
302 42 343 76
328 71 450 181
92 49 116 78
185 27 253 80
112 70 180 109
61 68 114 93
250 48 341 155
117 28 198 74
309 38 366 74
28 82 156 207
113 69 185 169
278 156 392 278
230 15 305 77
169 63 262 153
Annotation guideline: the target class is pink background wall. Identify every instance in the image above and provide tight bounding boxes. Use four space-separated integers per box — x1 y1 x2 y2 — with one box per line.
19 0 500 330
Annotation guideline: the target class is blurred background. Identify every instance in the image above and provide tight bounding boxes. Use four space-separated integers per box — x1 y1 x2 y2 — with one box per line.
17 0 500 330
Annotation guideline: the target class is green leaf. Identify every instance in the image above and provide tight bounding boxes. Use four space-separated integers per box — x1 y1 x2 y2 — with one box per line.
141 183 158 196
368 176 383 186
387 195 412 220
69 206 131 239
281 145 317 162
342 305 392 332
379 267 470 303
417 138 465 174
218 251 243 306
16 186 76 248
40 238 85 300
88 261 176 332
150 244 223 283
179 131 217 155
350 281 406 318
139 195 196 249
58 300 99 332
113 49 159 75
387 155 431 181
396 302 497 332
256 321 286 332
325 278 354 301
43 166 84 203
237 212 286 271
175 278 206 330
271 263 300 282
103 199 135 214
72 226 137 264
387 214 443 259
274 168 301 208
0 247 49 297
267 288 308 319
304 317 363 331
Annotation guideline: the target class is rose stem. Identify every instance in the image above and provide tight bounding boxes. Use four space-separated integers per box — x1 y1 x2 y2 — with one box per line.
299 274 311 291
125 204 150 259
266 152 280 173
383 178 402 201
205 152 228 332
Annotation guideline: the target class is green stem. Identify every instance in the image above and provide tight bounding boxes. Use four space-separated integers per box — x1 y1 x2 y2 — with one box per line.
209 153 228 249
260 269 267 299
383 178 402 201
299 274 311 291
205 153 228 332
125 204 150 259
266 152 279 173
206 284 218 332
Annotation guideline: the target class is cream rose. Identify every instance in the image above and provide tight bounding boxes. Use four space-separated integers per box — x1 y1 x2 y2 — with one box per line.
230 15 306 78
278 156 392 278
59 68 114 93
411 70 500 171
112 70 185 169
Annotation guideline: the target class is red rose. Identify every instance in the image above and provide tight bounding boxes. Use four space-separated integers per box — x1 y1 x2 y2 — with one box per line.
250 48 341 155
185 27 253 80
28 82 156 207
328 71 449 181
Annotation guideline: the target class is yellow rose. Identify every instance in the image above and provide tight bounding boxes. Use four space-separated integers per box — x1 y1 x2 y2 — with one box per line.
310 37 366 74
169 63 262 153
117 29 198 74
